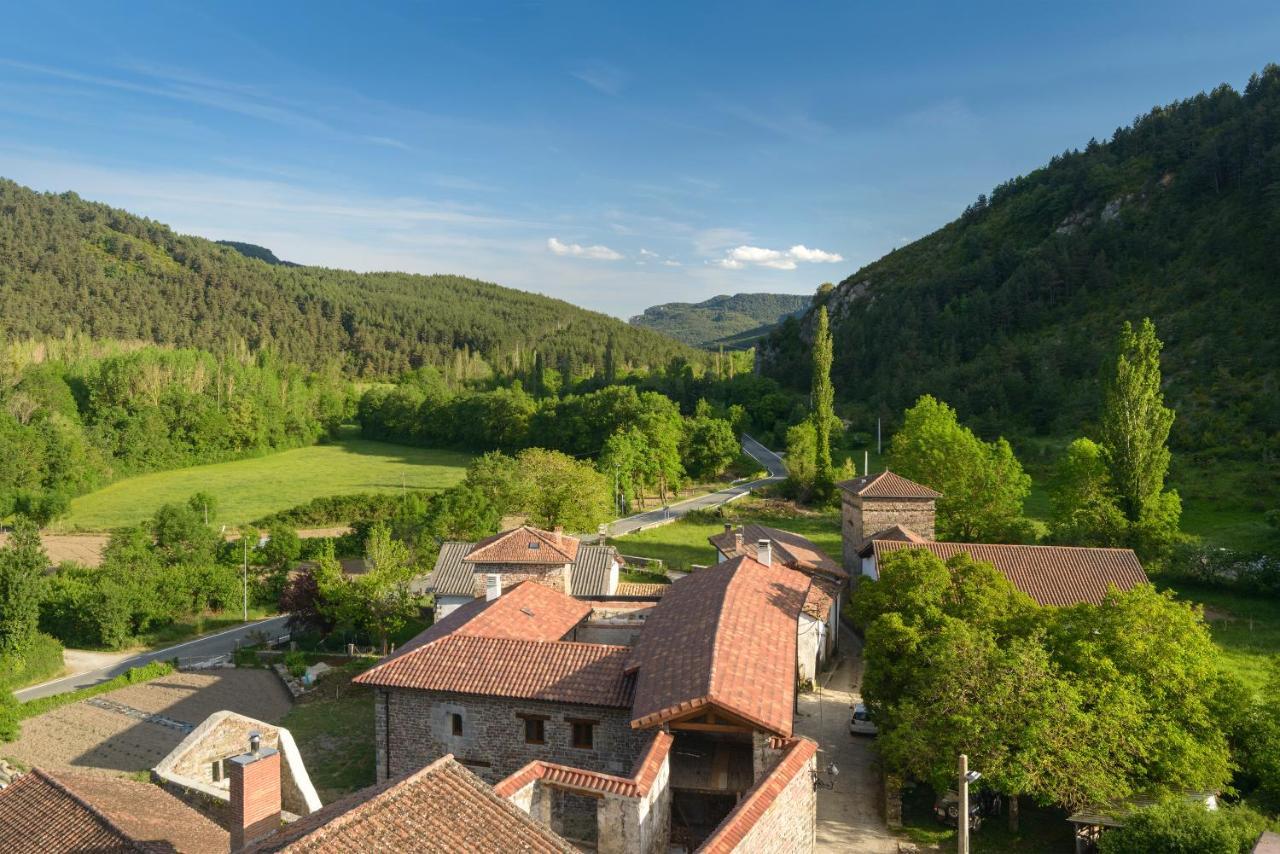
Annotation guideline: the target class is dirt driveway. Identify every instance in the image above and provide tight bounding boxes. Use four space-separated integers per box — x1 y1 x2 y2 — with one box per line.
5 669 291 775
795 635 900 853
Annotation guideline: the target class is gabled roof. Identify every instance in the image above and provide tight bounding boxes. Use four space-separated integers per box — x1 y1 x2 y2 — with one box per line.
802 577 838 621
838 469 941 499
570 544 621 596
422 541 476 596
494 731 674 801
627 556 809 736
697 738 818 854
614 582 669 598
464 526 579 564
708 524 847 580
355 635 635 707
872 540 1149 607
0 768 228 853
866 524 926 544
245 755 574 853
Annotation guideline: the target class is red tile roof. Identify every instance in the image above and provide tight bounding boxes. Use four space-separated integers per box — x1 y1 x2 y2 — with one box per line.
357 635 635 707
872 540 1149 607
697 737 819 853
866 524 926 543
838 470 941 499
614 582 669 598
708 524 847 580
0 768 228 853
802 577 838 620
494 731 674 801
245 755 573 853
464 526 579 564
628 556 809 736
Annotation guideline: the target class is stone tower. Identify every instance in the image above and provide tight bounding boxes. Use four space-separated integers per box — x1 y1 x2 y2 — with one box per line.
838 470 940 573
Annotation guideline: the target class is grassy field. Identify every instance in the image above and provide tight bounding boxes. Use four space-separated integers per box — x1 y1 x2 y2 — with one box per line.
56 438 472 531
280 660 378 803
1159 580 1280 694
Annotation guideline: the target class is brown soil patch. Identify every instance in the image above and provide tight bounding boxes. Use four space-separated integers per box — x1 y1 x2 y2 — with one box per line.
0 533 109 567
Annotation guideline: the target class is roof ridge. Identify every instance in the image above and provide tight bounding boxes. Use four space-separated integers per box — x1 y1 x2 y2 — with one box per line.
32 769 135 849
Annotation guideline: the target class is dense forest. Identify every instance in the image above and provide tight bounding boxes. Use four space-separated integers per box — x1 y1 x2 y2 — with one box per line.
630 292 812 348
0 179 704 378
761 66 1280 466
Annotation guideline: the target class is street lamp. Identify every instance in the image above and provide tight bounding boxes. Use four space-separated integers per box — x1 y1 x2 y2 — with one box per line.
959 754 982 854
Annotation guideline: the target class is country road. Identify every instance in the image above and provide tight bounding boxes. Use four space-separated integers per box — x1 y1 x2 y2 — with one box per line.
608 434 786 536
15 615 290 702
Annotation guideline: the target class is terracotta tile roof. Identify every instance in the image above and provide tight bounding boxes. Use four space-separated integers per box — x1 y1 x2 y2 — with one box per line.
872 541 1149 607
451 581 591 642
0 768 228 853
245 755 574 853
697 737 818 853
421 541 476 596
802 577 838 620
838 469 941 499
465 526 579 564
866 524 926 543
495 731 674 801
357 635 634 707
709 524 847 580
614 582 670 598
628 556 809 736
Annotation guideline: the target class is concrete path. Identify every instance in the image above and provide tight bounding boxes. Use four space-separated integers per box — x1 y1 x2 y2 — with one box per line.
608 434 786 536
795 636 900 853
15 615 289 702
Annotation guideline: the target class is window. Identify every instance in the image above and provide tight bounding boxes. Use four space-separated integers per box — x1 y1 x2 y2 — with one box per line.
210 759 224 783
450 713 463 736
570 720 595 750
524 718 545 744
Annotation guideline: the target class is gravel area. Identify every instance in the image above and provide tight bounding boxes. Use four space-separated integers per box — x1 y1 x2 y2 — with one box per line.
4 669 292 776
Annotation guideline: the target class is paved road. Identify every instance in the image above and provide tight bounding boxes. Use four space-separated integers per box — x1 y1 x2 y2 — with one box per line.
795 639 900 853
608 434 786 536
15 615 289 702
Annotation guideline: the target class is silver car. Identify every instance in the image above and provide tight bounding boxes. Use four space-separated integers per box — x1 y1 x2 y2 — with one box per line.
849 702 877 736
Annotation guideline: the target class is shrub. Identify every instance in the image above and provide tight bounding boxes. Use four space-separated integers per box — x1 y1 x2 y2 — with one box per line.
0 691 20 742
284 650 308 678
233 647 260 669
1098 799 1268 854
1166 542 1280 594
0 632 64 691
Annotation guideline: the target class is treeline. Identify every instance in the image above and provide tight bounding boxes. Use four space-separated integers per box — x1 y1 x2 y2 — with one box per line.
0 336 352 520
0 178 705 378
761 65 1280 464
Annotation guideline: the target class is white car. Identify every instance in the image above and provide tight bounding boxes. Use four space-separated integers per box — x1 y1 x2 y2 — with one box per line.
849 702 877 736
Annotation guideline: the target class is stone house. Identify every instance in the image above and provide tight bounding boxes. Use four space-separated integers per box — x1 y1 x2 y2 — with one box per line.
423 525 627 619
843 469 1150 606
708 523 846 682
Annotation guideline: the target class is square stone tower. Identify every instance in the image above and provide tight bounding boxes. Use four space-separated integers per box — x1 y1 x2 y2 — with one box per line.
838 470 941 573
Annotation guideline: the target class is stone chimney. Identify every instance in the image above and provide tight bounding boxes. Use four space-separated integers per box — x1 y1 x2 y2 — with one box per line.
757 539 772 567
553 525 564 544
734 528 744 552
724 522 733 536
228 731 280 851
486 573 502 602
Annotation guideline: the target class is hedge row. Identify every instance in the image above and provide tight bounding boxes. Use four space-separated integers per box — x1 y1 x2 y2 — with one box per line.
0 633 65 692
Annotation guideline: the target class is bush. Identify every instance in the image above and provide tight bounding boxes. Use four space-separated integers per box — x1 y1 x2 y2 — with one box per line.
1166 542 1280 594
284 650 308 678
0 691 19 742
252 492 430 529
233 647 261 669
1098 799 1268 854
0 632 64 691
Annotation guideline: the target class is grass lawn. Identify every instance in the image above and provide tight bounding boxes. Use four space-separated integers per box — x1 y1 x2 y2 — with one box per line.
901 785 1075 853
280 660 378 803
1159 580 1280 694
57 438 473 532
609 497 842 572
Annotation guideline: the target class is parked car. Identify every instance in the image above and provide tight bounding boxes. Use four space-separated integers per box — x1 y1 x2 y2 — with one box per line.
933 789 1002 831
849 702 877 736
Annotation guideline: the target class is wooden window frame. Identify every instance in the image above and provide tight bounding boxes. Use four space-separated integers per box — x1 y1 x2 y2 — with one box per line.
523 717 546 744
569 719 596 750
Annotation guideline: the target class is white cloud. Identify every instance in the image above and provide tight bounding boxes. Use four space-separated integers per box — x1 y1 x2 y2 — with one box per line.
714 243 843 271
639 248 658 258
547 237 623 261
572 61 628 96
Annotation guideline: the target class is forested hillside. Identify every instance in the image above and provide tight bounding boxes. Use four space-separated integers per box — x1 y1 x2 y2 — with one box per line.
0 179 702 378
630 292 812 348
761 66 1280 465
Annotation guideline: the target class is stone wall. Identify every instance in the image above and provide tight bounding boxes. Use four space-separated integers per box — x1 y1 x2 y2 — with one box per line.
841 494 936 572
469 563 571 597
376 688 646 784
728 748 817 853
599 756 671 854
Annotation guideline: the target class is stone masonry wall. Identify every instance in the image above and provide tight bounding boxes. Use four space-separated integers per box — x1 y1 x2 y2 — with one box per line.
376 688 646 785
841 495 936 572
469 563 571 597
731 749 817 853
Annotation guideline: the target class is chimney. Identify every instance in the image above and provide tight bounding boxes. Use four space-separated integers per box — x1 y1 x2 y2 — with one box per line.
758 539 772 567
734 528 744 552
228 731 280 851
553 525 564 544
486 573 502 602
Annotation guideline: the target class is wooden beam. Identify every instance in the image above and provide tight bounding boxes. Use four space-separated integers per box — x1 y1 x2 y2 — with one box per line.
669 722 752 734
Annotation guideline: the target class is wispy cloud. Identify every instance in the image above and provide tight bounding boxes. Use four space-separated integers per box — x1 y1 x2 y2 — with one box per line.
713 243 843 270
572 61 628 96
547 237 623 260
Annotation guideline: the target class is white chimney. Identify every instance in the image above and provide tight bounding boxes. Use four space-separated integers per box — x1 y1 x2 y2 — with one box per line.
758 539 772 567
734 529 744 551
485 574 502 602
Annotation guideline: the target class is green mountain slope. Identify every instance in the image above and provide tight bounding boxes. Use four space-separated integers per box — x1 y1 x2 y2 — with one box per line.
216 240 298 266
0 179 702 377
760 66 1280 463
630 292 812 348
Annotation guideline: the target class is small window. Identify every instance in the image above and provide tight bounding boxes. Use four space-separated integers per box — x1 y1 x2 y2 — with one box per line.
524 718 545 744
571 721 594 750
451 713 464 736
211 759 224 782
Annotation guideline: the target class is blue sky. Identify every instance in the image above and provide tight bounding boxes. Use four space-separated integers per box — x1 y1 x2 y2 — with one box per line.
1 1 1276 317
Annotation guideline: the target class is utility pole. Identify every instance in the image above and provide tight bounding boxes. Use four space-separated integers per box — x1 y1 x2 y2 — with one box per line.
959 754 981 854
877 417 882 457
242 535 249 622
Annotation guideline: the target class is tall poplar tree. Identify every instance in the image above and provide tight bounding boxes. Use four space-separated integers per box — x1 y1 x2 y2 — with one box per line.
811 305 835 496
1099 319 1177 524
0 516 46 655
